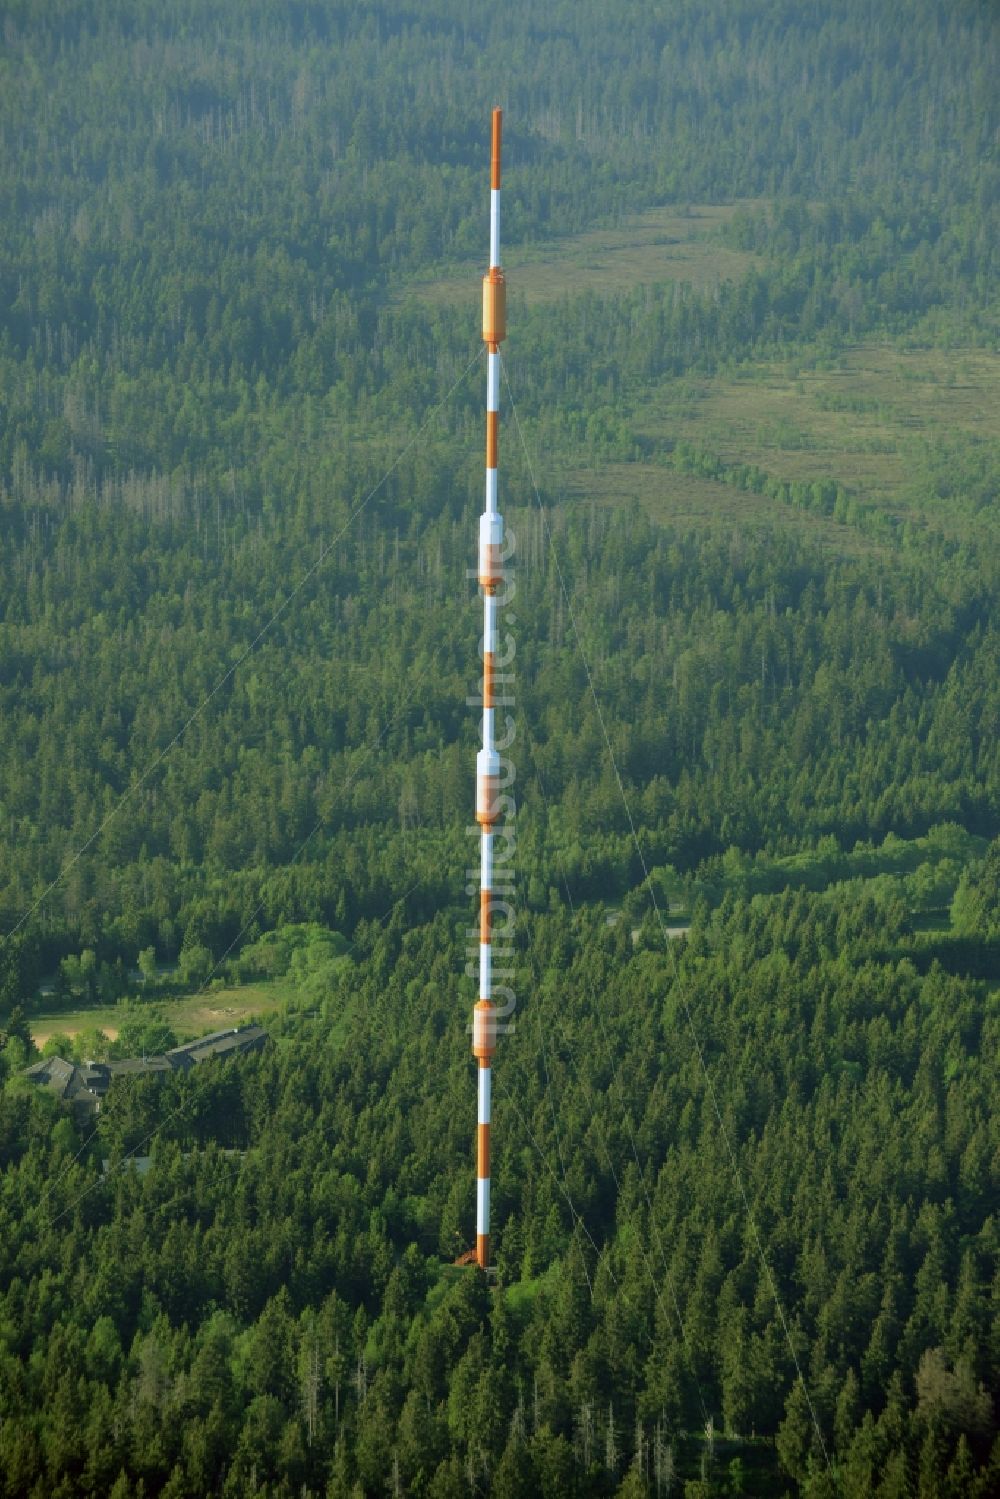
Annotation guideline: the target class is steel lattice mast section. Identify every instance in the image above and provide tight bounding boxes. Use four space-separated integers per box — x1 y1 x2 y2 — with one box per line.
473 107 506 1272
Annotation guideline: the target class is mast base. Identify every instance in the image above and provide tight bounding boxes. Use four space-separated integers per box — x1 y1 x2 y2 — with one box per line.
452 1245 498 1280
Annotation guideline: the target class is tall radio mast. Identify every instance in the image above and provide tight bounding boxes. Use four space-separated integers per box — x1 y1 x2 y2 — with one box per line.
472 107 507 1272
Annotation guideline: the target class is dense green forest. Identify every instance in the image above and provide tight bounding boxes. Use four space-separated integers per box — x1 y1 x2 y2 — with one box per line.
0 1 998 1495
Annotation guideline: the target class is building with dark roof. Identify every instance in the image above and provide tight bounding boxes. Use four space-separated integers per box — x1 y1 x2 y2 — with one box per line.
106 1055 175 1078
24 1025 268 1115
24 1054 83 1101
166 1025 268 1066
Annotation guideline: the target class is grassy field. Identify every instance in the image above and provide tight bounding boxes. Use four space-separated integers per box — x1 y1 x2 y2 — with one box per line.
400 202 763 308
562 463 883 553
403 196 998 544
30 982 290 1050
631 342 1000 532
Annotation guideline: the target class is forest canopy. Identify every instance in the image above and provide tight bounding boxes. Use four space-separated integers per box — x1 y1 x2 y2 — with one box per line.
0 2 998 1495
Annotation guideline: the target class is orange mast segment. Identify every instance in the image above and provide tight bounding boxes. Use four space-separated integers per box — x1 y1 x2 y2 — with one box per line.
473 107 506 1271
491 106 502 191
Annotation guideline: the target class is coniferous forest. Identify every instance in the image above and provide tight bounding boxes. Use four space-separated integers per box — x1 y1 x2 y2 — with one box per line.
0 3 998 1495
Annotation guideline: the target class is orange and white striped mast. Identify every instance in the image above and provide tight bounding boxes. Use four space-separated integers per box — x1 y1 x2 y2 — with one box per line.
473 107 506 1271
